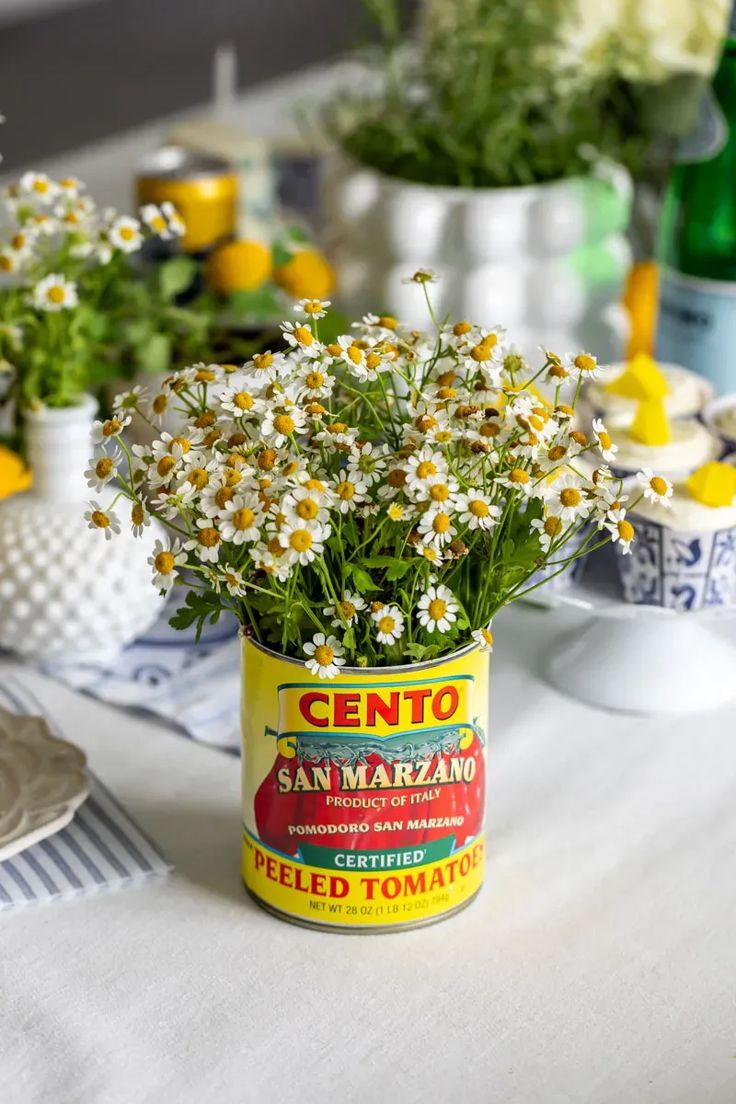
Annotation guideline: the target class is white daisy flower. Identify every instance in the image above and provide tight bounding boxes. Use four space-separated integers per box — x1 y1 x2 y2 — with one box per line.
113 385 148 414
130 500 151 537
402 268 438 284
219 493 263 544
563 350 602 379
84 447 122 491
495 467 534 497
530 514 564 553
372 604 405 645
184 519 223 563
278 519 329 565
19 172 59 203
405 446 448 488
282 486 330 525
605 508 635 554
295 298 330 319
417 584 459 634
218 384 263 417
58 176 83 199
109 215 143 253
636 468 673 507
261 402 307 447
592 418 618 463
140 202 183 239
152 485 198 520
471 627 494 651
90 413 131 445
333 470 369 513
249 542 292 582
303 633 346 679
296 362 335 400
32 274 78 312
84 501 121 541
323 590 366 629
417 508 457 548
216 567 248 597
281 320 319 354
454 490 500 531
148 538 186 592
545 473 589 522
0 249 21 275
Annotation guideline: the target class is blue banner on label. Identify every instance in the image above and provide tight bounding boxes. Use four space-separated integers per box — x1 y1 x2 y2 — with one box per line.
656 269 736 395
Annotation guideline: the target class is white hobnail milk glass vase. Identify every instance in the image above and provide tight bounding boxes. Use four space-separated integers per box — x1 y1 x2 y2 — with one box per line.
0 395 166 661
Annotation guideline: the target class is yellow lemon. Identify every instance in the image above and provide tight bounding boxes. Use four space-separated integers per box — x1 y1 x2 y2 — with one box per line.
205 239 272 295
0 446 31 500
274 248 335 300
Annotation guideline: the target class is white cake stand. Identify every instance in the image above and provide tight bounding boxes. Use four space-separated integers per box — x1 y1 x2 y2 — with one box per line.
534 549 736 715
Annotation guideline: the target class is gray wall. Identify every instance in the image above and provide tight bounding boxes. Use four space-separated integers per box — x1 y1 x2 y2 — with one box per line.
0 0 371 170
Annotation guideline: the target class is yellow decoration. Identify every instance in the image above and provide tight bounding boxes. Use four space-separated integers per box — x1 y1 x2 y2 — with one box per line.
205 239 272 295
0 446 31 500
273 248 335 300
605 353 669 401
685 461 736 507
628 399 671 447
623 260 658 358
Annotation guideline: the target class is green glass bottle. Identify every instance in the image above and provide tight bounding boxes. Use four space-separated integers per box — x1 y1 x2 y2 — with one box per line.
656 6 736 393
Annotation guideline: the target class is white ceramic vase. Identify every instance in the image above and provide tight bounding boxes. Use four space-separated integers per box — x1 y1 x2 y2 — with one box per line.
323 156 633 362
0 396 166 662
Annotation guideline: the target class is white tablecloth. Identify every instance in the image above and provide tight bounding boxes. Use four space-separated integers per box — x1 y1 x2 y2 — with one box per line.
2 602 735 1104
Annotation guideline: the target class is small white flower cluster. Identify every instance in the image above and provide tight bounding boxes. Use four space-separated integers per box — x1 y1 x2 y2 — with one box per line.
0 171 184 311
90 290 668 673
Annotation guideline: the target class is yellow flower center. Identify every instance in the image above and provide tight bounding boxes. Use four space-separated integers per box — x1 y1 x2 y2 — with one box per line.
199 527 220 548
95 457 113 478
215 486 234 508
347 344 363 365
187 468 209 489
544 516 562 536
33 179 49 193
253 351 273 371
91 510 109 529
366 352 382 371
131 503 145 526
618 519 635 542
336 480 355 500
223 468 242 487
289 529 314 552
548 444 567 461
313 644 334 666
0 256 12 272
274 413 295 436
574 354 596 372
296 498 319 520
151 215 167 233
157 455 176 477
294 325 313 346
470 343 491 362
509 468 529 484
598 431 612 450
195 368 215 382
302 299 322 315
171 436 190 454
432 513 451 533
378 615 396 635
469 499 489 517
233 507 256 530
47 285 66 304
11 233 26 250
416 460 437 479
152 394 168 415
154 550 175 574
479 423 500 438
338 600 356 619
479 628 494 647
428 598 447 621
119 226 136 241
378 315 397 329
650 476 668 496
429 483 450 502
560 488 581 508
453 321 471 336
305 371 324 389
233 391 254 410
305 478 326 492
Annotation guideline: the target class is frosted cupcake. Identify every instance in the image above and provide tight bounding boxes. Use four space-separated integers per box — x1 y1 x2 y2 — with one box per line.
586 353 713 428
607 399 720 483
703 394 736 456
616 462 736 611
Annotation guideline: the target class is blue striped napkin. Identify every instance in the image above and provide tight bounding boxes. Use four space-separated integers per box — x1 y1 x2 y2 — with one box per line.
0 676 171 910
41 600 242 752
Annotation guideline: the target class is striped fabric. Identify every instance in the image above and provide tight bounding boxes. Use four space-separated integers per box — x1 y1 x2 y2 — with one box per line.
42 600 242 752
0 676 171 911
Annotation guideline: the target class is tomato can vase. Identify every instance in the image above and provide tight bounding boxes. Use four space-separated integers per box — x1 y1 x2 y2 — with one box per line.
241 635 489 932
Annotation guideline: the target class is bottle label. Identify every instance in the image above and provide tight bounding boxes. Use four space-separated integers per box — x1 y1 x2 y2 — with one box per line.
656 268 736 394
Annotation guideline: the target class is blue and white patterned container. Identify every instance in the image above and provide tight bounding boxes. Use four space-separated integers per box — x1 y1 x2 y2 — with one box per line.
616 515 736 611
527 523 591 595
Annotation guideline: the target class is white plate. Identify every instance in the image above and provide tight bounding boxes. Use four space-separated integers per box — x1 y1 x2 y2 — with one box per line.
0 707 90 861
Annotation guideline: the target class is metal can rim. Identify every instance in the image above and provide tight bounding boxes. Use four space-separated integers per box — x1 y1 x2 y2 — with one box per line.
136 144 233 182
240 630 482 674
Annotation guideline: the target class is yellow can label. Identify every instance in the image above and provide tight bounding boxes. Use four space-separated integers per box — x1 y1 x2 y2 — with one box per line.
241 639 489 929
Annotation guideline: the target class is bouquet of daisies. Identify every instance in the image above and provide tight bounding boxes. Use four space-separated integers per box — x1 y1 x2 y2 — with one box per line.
89 273 665 676
0 170 187 434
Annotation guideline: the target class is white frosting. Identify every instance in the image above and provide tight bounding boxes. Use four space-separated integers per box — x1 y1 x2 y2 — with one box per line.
588 363 712 425
611 419 720 479
630 483 736 533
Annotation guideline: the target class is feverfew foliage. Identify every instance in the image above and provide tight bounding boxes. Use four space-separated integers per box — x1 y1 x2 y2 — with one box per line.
91 276 656 674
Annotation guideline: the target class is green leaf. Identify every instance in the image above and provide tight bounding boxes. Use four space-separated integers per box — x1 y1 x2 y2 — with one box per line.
345 563 380 594
158 256 197 301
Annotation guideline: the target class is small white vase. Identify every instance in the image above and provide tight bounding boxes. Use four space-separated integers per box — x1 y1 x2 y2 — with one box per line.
0 395 166 662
